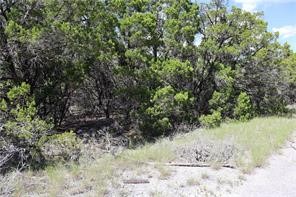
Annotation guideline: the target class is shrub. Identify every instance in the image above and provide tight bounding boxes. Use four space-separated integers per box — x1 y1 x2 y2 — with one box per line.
0 82 80 172
199 110 222 128
140 86 194 137
40 131 81 163
209 90 233 116
0 83 51 169
176 136 239 165
234 92 253 121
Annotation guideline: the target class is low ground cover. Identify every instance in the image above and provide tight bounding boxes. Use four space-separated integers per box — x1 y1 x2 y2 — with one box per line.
1 117 295 196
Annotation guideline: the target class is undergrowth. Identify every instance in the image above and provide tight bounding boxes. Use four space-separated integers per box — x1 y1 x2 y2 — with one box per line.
1 117 296 196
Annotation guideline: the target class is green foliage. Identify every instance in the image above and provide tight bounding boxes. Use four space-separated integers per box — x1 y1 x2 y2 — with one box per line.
281 51 296 102
5 20 42 42
0 83 80 170
0 83 52 167
209 90 231 114
195 1 287 117
199 110 222 128
151 59 193 86
234 92 253 121
4 82 37 120
0 0 294 144
207 64 235 118
141 86 193 137
282 53 296 83
164 0 199 55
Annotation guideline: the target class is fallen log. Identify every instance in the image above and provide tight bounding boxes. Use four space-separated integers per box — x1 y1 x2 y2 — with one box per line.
123 179 150 184
146 162 235 169
166 162 235 169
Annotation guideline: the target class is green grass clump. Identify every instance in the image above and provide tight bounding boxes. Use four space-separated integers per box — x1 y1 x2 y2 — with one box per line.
205 117 296 170
119 116 296 171
120 139 176 163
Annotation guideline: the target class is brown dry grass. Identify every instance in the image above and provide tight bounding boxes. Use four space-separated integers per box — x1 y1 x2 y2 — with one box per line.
1 117 296 196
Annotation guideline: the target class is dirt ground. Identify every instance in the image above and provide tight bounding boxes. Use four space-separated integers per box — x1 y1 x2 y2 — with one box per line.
229 136 296 197
106 134 296 197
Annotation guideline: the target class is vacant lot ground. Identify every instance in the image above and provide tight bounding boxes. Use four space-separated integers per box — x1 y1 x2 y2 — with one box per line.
1 117 296 196
230 134 296 197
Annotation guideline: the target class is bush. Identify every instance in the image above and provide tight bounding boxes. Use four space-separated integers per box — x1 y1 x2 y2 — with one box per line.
199 110 222 128
176 136 239 165
0 83 81 172
40 131 81 163
140 86 194 137
234 92 253 121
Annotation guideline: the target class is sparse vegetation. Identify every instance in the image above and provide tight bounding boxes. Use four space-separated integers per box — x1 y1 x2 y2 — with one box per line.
187 177 200 186
1 117 294 195
201 172 210 180
155 164 172 180
205 117 296 171
150 191 164 197
176 135 238 165
238 174 246 181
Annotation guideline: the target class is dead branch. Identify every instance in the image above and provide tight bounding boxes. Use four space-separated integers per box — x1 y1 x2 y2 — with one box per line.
290 144 296 151
166 162 235 169
146 162 235 169
123 179 150 184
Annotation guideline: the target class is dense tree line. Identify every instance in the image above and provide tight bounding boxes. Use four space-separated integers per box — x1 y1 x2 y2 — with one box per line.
0 0 295 170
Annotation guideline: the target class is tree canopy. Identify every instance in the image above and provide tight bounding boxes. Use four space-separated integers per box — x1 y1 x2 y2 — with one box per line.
0 0 295 170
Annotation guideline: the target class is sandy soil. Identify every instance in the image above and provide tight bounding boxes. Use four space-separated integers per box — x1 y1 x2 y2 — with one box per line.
229 137 296 197
106 163 243 197
106 134 296 197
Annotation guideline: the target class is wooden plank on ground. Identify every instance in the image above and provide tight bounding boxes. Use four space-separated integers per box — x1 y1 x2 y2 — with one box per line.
123 179 150 184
